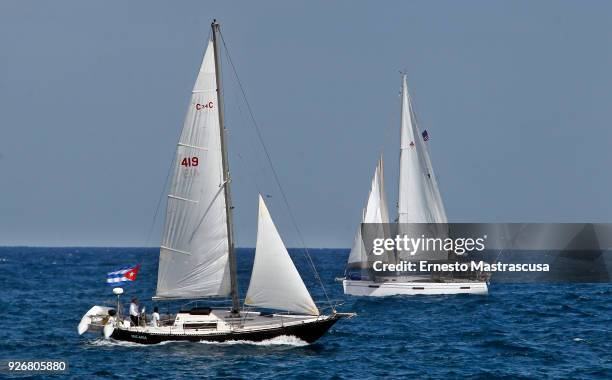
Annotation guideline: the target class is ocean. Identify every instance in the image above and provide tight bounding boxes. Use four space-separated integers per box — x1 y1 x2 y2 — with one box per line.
1 247 610 379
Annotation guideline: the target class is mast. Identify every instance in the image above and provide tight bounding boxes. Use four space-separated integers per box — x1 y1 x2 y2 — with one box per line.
398 73 406 221
211 20 240 314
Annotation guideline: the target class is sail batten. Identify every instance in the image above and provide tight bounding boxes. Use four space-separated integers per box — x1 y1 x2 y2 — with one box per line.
245 196 319 316
155 40 232 300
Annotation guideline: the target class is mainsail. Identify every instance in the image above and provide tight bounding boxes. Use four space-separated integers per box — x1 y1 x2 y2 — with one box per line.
155 40 231 299
398 74 447 224
347 156 390 268
397 75 448 261
245 195 319 316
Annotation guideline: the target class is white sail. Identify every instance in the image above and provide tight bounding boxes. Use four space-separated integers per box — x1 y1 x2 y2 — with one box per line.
245 195 319 316
398 75 447 224
348 156 390 267
155 40 231 299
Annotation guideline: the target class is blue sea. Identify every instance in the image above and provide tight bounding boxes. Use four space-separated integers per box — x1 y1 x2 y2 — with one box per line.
1 247 611 379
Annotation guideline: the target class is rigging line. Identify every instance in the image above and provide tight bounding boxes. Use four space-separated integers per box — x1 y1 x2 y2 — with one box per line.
219 31 334 311
380 75 402 159
406 78 439 173
144 147 176 248
236 152 263 194
229 73 266 196
344 88 397 274
390 82 403 220
403 74 428 141
381 92 398 159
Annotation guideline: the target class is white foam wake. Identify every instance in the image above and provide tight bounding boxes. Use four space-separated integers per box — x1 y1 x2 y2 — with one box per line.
86 335 309 347
86 338 179 347
198 335 309 347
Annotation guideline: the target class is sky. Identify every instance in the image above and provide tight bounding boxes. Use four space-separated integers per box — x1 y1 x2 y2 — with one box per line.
1 1 612 247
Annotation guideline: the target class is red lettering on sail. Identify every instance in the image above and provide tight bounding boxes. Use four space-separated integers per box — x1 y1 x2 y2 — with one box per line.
181 157 199 167
195 102 214 110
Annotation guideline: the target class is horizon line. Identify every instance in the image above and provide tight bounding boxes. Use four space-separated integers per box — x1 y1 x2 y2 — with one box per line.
0 245 349 250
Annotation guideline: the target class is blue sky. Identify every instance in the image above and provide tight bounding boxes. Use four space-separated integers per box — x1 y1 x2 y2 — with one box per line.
1 1 611 247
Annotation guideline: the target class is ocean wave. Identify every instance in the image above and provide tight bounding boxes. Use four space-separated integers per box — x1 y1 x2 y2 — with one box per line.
5 247 612 378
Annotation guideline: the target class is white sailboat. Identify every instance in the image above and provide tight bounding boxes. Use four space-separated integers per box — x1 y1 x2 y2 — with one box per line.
78 20 351 344
342 75 488 296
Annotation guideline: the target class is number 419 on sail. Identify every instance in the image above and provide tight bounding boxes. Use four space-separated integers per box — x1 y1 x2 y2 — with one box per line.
181 157 199 167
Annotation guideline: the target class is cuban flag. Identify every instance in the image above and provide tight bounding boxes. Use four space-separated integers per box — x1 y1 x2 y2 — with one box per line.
422 130 430 141
106 264 140 286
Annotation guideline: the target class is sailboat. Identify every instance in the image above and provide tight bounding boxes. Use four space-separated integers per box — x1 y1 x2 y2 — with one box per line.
78 20 351 344
341 74 489 296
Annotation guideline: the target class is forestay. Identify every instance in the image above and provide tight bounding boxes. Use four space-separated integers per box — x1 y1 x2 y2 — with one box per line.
245 196 319 316
155 40 231 299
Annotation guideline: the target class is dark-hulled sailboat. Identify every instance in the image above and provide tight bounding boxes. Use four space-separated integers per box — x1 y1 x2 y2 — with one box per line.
78 20 352 345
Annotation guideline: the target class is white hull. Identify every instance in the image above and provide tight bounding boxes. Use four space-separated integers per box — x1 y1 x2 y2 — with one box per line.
342 279 488 296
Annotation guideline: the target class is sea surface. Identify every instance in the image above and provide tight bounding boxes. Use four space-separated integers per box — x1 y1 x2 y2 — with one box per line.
1 247 611 379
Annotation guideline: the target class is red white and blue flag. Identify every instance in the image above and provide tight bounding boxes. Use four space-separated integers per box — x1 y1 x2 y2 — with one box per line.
106 264 140 286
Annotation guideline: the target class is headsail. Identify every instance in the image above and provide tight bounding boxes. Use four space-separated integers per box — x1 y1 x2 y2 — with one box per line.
245 195 319 316
155 40 231 299
398 75 447 224
347 156 390 268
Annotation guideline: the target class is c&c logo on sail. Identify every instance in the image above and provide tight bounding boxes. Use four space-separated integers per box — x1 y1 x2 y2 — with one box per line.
195 102 214 110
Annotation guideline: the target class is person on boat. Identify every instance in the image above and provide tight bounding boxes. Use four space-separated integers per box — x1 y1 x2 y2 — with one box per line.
151 306 160 327
107 309 117 325
129 298 140 326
